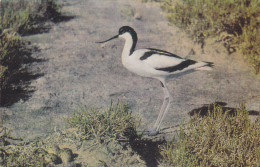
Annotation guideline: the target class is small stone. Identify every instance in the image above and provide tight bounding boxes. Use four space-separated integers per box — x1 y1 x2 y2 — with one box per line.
59 148 73 164
44 153 62 165
34 148 48 156
46 145 60 155
134 13 142 20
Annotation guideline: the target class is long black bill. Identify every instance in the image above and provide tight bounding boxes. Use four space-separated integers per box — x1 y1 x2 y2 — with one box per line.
96 35 118 43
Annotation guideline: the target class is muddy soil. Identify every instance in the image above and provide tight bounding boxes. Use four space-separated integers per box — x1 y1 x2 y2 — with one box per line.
0 0 259 161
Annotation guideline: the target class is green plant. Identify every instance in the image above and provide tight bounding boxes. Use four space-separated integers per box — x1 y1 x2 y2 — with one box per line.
160 104 260 166
238 21 260 74
0 3 30 33
66 101 140 143
160 0 260 73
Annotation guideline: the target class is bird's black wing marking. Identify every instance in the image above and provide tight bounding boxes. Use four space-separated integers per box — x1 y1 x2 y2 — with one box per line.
140 51 156 60
148 48 183 59
140 48 182 60
156 59 197 73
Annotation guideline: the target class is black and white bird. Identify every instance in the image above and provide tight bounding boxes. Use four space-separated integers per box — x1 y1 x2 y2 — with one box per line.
97 26 213 136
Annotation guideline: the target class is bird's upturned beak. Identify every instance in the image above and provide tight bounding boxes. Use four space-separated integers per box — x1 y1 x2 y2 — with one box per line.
96 35 119 43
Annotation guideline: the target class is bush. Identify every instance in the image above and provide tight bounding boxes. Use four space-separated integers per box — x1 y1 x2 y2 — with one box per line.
160 104 260 166
0 0 61 106
0 30 21 66
160 0 260 73
0 30 22 95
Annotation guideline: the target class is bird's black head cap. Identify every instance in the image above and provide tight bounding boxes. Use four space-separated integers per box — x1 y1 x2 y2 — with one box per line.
119 26 138 55
119 26 135 34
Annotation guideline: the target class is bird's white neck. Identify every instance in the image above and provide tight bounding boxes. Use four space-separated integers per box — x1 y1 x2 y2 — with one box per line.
120 32 137 68
120 32 137 56
122 33 134 57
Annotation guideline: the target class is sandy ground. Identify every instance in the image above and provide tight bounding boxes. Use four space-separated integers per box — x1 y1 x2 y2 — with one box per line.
1 0 259 141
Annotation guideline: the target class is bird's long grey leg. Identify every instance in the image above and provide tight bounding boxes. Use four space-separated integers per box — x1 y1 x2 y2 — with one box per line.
155 84 173 132
146 81 171 136
152 82 169 130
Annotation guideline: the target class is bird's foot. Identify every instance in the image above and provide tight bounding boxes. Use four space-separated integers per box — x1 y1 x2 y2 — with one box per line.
144 127 159 136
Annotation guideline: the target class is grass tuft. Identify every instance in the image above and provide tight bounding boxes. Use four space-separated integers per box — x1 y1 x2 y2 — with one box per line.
159 104 260 166
66 101 140 143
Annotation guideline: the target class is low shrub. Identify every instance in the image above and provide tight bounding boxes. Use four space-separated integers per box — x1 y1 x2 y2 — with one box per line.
160 104 260 166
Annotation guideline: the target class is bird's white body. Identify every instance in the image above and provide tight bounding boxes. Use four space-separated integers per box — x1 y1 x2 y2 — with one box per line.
122 49 166 79
97 26 213 136
120 33 211 82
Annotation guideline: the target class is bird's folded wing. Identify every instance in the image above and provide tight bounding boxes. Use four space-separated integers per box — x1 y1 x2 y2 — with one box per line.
139 49 187 68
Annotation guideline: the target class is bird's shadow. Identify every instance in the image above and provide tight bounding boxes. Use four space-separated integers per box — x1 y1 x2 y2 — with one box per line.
188 101 259 117
129 137 166 167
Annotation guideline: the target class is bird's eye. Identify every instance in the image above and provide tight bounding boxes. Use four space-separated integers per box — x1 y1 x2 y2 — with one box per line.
119 29 124 35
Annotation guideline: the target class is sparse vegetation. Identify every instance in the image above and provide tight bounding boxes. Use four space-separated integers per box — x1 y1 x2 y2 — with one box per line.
145 0 260 73
159 104 260 167
1 102 259 166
